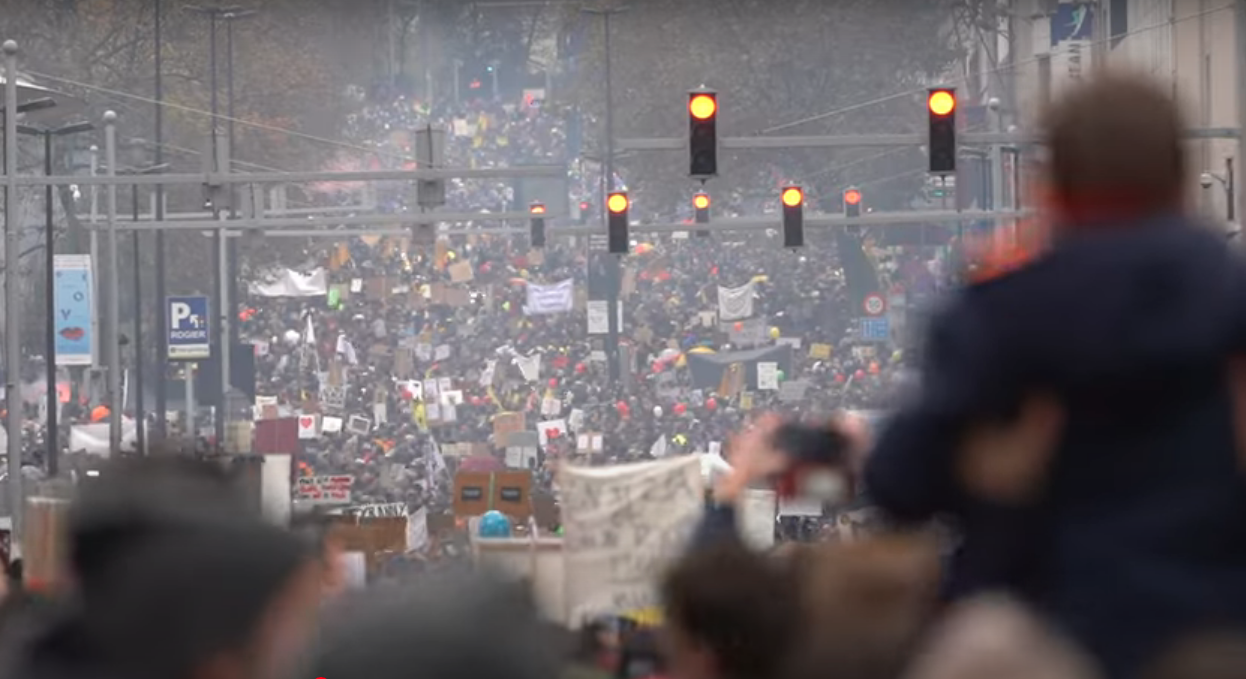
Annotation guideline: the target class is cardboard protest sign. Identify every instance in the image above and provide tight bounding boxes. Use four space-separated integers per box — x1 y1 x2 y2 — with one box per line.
492 412 525 446
452 470 533 520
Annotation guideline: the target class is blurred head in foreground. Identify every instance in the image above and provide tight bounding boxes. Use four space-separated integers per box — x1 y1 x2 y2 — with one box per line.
661 535 941 679
0 455 323 679
967 72 1186 284
660 540 802 679
1042 71 1186 234
308 574 560 679
786 534 942 679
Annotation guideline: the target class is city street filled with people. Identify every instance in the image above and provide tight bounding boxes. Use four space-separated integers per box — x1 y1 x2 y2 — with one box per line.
3 1 1246 679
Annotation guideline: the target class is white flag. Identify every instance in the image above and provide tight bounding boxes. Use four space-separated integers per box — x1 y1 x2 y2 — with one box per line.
335 333 358 365
406 506 430 553
717 281 756 321
650 435 668 458
479 359 497 387
513 352 542 382
524 279 574 315
303 314 316 346
426 436 448 485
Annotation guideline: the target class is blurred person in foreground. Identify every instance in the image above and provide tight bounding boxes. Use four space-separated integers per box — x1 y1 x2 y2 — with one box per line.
0 455 324 679
662 523 940 679
307 573 560 679
863 72 1246 678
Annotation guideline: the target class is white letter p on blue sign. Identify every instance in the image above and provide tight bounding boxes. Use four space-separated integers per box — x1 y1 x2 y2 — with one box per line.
171 302 191 329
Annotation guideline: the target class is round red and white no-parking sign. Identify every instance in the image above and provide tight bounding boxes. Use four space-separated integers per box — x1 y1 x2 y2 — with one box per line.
863 293 887 316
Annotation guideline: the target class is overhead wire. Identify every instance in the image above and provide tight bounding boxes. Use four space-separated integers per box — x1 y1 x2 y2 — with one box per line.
21 68 424 165
757 3 1231 135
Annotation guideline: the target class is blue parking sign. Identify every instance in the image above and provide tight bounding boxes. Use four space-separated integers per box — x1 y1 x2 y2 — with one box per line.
168 296 211 360
858 317 890 342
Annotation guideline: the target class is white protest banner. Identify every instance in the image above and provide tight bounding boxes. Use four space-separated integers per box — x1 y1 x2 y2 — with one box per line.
69 420 140 456
321 416 344 433
739 489 777 550
587 300 608 335
249 268 328 297
294 475 354 505
757 362 779 390
351 502 408 518
585 300 622 335
525 279 574 315
716 281 755 321
561 456 703 623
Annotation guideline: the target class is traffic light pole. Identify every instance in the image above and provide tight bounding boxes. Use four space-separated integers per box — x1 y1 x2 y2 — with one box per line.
84 208 1027 236
615 128 1240 151
590 6 625 384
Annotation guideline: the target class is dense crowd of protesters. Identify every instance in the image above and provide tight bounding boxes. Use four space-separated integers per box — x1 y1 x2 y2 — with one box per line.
237 90 921 519
6 66 1242 679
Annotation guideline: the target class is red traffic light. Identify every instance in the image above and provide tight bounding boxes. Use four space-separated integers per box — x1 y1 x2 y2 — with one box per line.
689 94 717 120
579 201 590 210
693 193 710 210
530 202 546 215
844 189 861 205
928 89 956 116
781 186 804 207
607 192 629 214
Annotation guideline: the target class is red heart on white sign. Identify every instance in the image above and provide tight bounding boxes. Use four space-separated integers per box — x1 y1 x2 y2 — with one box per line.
299 416 314 429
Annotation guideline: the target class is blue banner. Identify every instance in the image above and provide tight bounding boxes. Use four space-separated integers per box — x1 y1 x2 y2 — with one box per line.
53 254 95 366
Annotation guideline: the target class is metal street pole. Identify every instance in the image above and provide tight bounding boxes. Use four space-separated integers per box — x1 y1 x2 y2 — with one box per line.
584 5 627 384
453 59 463 107
190 3 229 450
42 133 56 473
1237 0 1246 227
131 184 144 455
154 0 168 444
103 111 122 454
603 9 620 384
17 120 94 476
3 40 22 547
223 10 254 357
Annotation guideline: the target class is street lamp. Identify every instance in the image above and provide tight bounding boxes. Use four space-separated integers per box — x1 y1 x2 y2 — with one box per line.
15 120 94 476
185 3 255 452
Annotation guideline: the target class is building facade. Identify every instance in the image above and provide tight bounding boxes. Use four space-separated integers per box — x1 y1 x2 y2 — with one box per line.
1009 0 1243 226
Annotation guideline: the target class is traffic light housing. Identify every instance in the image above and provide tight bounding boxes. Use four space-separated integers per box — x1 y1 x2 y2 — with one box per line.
927 87 957 174
693 191 710 237
529 201 546 249
781 186 804 248
577 200 590 225
688 89 718 178
844 187 862 218
607 191 629 254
